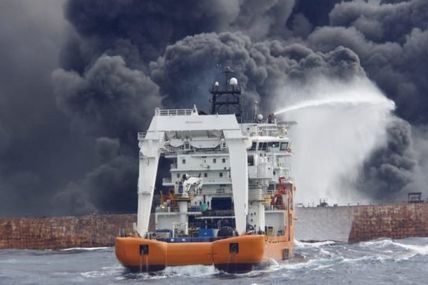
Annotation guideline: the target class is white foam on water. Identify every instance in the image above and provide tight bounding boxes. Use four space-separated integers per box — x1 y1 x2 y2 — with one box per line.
61 246 111 251
116 265 218 281
391 241 428 255
359 238 395 248
355 238 428 262
162 265 217 277
340 255 387 264
295 240 336 248
81 265 123 278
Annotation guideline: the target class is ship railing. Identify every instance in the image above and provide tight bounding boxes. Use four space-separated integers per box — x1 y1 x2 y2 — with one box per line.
155 108 194 116
258 126 278 132
203 178 232 184
163 148 228 155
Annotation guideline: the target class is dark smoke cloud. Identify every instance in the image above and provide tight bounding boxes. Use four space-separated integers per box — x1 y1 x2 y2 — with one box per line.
61 0 238 69
96 137 120 164
60 0 298 71
52 0 367 213
308 0 428 124
290 0 342 30
299 0 428 199
83 155 138 212
358 118 416 200
1 0 428 217
151 32 363 112
0 0 99 217
52 54 161 214
53 55 161 140
329 0 428 43
56 0 424 205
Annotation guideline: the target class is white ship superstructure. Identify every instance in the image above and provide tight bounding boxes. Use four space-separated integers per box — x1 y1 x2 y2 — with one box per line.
135 72 294 240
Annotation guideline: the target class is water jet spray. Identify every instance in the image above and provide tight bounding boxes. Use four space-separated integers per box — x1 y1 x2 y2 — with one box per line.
272 76 396 205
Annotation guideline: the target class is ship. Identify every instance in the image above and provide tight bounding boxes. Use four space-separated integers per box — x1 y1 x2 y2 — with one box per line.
115 68 296 273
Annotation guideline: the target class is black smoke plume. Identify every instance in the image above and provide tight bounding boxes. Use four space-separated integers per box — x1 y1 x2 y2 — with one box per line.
1 0 427 217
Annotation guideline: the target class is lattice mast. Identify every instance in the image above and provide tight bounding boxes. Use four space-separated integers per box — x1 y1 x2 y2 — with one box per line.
210 67 242 122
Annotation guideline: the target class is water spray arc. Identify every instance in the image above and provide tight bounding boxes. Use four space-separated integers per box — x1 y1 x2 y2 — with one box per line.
272 77 397 205
274 96 395 116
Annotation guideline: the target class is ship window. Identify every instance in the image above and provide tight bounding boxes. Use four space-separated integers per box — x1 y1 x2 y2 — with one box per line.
216 188 225 194
249 142 257 151
268 142 279 148
213 158 216 163
258 142 267 151
219 172 223 177
204 173 208 178
177 173 180 178
182 159 186 164
280 142 289 151
248 155 254 166
222 158 226 163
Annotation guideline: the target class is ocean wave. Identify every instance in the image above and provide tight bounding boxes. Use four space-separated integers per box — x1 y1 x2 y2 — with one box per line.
392 242 428 255
163 265 217 277
359 238 428 256
295 240 336 248
81 265 123 279
60 246 111 252
115 265 218 281
358 238 395 248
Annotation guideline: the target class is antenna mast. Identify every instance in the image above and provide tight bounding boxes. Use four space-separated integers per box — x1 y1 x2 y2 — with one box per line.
210 66 242 122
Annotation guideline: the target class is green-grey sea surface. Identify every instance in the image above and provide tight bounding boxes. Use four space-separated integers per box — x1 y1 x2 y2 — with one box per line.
1 237 427 284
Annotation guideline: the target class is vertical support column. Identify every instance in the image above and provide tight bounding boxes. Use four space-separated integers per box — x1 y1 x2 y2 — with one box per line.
224 130 250 235
136 136 162 237
248 187 266 232
177 200 189 235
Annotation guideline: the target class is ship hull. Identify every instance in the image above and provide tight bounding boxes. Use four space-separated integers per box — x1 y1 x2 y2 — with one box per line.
115 235 293 273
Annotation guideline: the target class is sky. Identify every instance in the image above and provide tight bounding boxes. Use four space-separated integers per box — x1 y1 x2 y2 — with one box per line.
0 0 427 216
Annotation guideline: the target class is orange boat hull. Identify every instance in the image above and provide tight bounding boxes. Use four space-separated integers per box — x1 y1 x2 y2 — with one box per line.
115 235 293 273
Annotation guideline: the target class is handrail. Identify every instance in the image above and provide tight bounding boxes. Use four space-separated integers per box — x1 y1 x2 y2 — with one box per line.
155 108 194 116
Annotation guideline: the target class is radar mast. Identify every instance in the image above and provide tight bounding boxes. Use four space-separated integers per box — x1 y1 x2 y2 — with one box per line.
210 66 242 122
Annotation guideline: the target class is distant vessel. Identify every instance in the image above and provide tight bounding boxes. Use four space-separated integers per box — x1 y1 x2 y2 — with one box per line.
115 68 296 273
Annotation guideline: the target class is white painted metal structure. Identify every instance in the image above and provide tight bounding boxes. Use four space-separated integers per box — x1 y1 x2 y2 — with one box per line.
136 106 293 238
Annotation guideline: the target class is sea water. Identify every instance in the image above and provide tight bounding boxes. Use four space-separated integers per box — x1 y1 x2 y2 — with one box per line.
1 237 427 284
